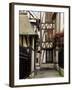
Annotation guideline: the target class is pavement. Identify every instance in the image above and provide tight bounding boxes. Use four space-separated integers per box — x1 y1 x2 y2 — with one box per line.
33 69 62 78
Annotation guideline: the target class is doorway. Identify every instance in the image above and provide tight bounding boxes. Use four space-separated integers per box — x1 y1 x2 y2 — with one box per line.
46 49 53 63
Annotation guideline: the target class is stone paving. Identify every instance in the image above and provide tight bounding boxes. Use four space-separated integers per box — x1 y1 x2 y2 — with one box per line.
33 69 62 78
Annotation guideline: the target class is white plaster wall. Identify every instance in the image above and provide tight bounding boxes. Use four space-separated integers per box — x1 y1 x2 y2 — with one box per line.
60 13 64 32
56 13 60 33
56 13 64 33
41 12 46 63
31 38 35 76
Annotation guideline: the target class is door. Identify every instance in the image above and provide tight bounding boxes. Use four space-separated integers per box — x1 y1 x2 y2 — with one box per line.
19 46 31 79
46 49 53 63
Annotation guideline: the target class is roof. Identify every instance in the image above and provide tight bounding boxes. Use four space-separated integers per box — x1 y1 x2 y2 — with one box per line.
19 14 37 35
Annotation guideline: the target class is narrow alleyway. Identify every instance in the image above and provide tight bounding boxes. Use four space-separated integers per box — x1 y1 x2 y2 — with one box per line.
19 11 64 79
